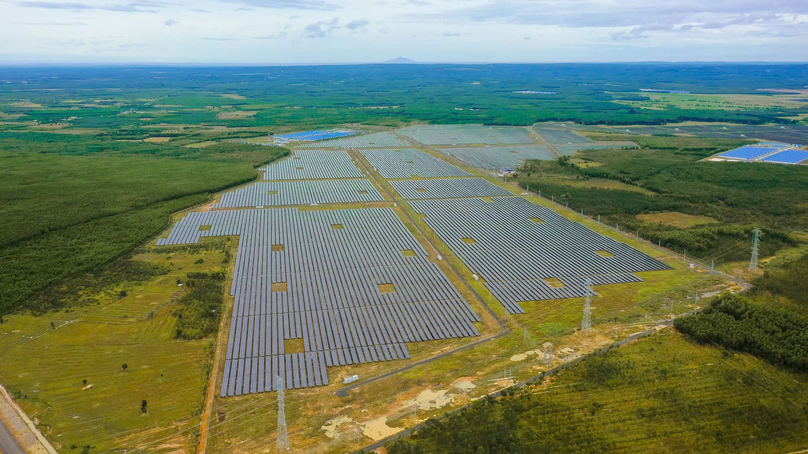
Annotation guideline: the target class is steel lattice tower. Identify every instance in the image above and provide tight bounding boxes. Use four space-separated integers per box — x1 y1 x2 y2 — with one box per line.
582 278 592 333
749 227 760 270
276 375 290 453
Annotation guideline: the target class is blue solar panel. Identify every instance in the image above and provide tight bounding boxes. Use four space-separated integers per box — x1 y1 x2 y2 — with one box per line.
720 146 780 160
761 149 808 164
275 130 355 142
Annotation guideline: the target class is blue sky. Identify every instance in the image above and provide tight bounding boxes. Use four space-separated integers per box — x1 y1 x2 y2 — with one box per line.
2 0 807 63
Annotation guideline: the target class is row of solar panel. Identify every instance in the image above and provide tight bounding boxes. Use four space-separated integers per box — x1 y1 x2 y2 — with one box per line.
409 197 671 313
214 179 383 208
158 207 481 395
276 130 355 141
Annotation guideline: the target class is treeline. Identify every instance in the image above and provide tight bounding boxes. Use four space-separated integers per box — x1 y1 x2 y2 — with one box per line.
173 272 225 340
753 254 808 310
675 294 808 372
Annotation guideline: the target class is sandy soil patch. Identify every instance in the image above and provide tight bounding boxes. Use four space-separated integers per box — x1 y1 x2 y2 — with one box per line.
184 141 218 148
361 416 402 441
222 94 246 100
403 389 454 411
321 415 353 438
0 111 26 120
10 101 42 108
30 123 70 130
509 349 543 362
452 378 477 392
144 137 172 143
217 110 258 120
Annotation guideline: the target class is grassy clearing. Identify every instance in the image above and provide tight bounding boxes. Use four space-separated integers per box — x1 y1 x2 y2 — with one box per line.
0 244 233 453
637 211 720 228
388 330 808 454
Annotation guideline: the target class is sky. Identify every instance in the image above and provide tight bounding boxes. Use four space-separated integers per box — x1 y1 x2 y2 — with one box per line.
2 0 808 64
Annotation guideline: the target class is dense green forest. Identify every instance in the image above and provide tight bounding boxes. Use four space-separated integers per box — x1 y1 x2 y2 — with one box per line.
753 254 808 315
675 293 808 372
174 271 228 339
0 140 287 315
515 135 808 262
2 64 807 129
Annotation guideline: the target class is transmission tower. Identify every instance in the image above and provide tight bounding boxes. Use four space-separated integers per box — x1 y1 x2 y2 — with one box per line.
543 342 554 367
581 278 592 334
749 227 760 270
276 375 290 453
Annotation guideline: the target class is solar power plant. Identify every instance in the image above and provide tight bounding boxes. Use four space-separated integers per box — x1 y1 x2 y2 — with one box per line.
409 197 671 314
720 145 785 160
359 148 471 179
397 125 534 145
296 132 409 149
555 142 637 156
533 126 593 144
391 178 513 200
214 180 384 208
275 130 355 141
436 146 555 170
157 207 480 395
760 149 808 164
262 150 365 180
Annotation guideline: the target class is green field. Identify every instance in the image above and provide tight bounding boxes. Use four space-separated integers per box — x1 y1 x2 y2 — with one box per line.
388 330 808 454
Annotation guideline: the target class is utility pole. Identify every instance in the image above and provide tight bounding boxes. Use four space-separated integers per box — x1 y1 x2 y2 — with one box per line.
749 227 760 270
523 327 528 343
277 375 290 453
710 260 715 274
543 342 554 367
582 278 592 334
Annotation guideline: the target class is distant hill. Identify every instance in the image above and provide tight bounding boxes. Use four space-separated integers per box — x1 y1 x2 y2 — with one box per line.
385 57 418 64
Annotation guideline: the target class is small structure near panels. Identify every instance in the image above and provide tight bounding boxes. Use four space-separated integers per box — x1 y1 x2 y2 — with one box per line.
214 180 383 208
359 148 470 179
390 178 512 200
262 150 365 180
157 207 480 396
409 197 671 314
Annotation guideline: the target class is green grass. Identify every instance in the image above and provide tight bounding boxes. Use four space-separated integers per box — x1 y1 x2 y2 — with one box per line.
0 246 233 453
388 330 808 454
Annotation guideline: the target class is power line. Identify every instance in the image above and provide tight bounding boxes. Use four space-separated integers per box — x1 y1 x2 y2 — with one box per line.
749 227 760 270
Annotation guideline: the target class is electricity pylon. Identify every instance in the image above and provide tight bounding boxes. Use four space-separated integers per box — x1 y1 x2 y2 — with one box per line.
749 227 760 270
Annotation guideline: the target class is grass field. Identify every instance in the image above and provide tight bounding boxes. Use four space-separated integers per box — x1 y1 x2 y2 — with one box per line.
388 330 808 454
0 243 235 453
638 212 720 228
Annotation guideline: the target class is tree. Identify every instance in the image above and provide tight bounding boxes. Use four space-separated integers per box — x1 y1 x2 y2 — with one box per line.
122 363 128 372
141 400 148 414
51 322 55 329
82 379 87 386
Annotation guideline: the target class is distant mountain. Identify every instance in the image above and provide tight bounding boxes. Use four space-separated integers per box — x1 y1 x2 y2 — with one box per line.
385 57 418 64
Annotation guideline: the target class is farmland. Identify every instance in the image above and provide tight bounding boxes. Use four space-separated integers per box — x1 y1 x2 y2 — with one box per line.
1 64 808 454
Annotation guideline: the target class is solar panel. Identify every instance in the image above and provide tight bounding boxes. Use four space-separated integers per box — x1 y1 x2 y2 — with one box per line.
760 149 808 164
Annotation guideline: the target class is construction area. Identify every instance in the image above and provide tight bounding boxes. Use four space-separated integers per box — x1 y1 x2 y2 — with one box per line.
146 124 743 452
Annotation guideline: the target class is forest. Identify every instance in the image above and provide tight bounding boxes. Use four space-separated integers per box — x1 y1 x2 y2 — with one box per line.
675 293 808 372
515 134 808 262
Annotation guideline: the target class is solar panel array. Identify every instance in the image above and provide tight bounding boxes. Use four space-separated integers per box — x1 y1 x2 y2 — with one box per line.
261 150 365 180
359 148 471 179
533 126 593 145
761 148 808 164
436 146 555 169
214 180 384 208
296 132 409 149
398 125 534 145
409 197 671 314
275 130 355 142
157 207 480 395
391 178 513 200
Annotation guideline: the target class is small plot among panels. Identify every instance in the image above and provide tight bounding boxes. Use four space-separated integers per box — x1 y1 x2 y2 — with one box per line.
158 207 480 396
359 148 470 179
296 132 409 149
436 146 555 170
391 178 513 200
760 148 808 164
214 180 383 208
555 142 637 156
262 149 364 180
409 197 671 314
398 125 533 145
